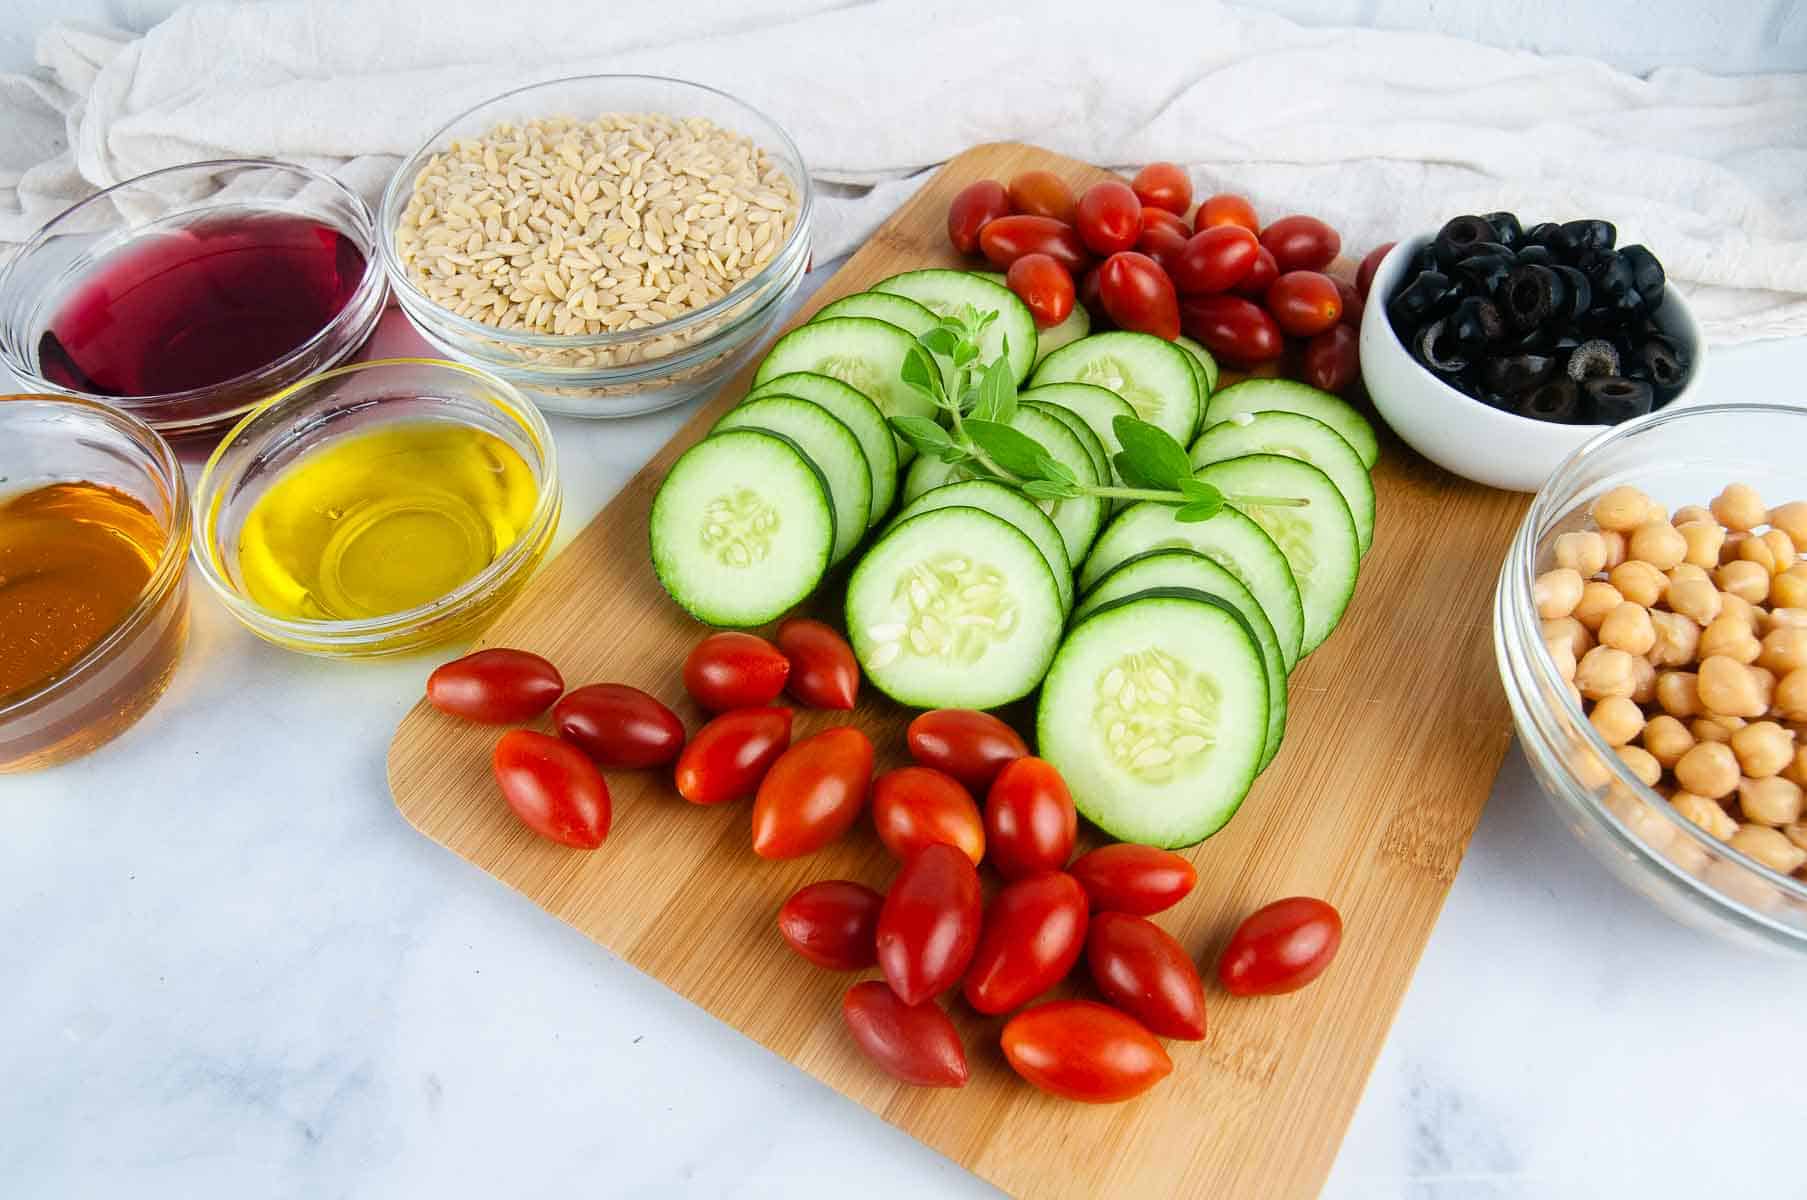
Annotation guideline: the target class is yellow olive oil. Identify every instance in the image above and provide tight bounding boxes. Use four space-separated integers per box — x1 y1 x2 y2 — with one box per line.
236 422 537 622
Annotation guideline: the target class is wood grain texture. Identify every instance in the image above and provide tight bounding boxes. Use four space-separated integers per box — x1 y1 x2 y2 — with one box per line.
389 143 1531 1199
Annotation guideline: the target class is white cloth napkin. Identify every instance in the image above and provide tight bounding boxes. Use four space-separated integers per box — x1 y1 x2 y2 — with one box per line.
4 0 1806 343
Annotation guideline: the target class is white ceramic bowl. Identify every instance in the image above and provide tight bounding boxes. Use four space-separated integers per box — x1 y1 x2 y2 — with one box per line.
1359 234 1706 492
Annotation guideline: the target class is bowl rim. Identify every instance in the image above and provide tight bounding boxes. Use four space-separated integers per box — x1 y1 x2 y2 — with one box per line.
0 392 192 722
1504 400 1807 927
375 72 815 352
0 158 386 424
190 356 560 647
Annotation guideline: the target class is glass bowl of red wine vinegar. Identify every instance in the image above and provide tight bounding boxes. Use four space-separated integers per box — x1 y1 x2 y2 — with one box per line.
0 159 387 441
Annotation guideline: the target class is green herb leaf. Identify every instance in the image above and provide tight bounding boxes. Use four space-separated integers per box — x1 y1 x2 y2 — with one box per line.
936 443 975 465
1031 453 1076 484
1177 477 1221 503
952 340 980 368
970 355 1017 424
889 414 954 459
919 326 960 358
901 344 944 403
964 418 1049 478
1172 491 1224 523
1022 478 1081 501
1111 415 1194 491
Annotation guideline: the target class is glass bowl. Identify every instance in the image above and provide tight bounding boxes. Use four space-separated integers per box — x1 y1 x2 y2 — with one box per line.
192 358 560 657
0 159 387 441
376 74 813 419
1495 402 1807 953
0 394 190 771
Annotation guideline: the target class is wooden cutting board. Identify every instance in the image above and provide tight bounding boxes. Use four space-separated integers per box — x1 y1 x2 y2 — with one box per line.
389 142 1530 1199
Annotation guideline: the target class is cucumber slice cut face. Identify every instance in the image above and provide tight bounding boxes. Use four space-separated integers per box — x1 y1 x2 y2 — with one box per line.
745 371 898 520
1038 588 1269 847
1075 549 1288 771
1030 331 1201 448
1193 455 1359 656
752 317 931 460
714 396 871 563
1034 302 1091 365
1175 335 1220 407
895 479 1075 615
1022 399 1109 487
1190 411 1375 555
651 429 834 627
812 291 938 337
1020 383 1129 480
847 507 1065 709
1081 501 1305 672
872 269 1038 385
1203 378 1379 469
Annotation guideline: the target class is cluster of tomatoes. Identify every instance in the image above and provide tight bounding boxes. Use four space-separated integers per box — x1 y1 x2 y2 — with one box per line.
948 162 1392 394
424 629 1343 1104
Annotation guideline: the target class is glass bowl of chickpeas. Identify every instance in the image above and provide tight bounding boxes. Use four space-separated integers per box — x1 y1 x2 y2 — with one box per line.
1495 402 1807 953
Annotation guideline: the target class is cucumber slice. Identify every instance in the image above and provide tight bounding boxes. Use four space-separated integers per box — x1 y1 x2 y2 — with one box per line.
812 291 938 337
872 269 1037 385
895 479 1074 614
1174 336 1219 423
1075 550 1288 771
1035 303 1092 365
1193 455 1359 656
745 372 898 520
651 429 833 627
1022 399 1109 487
1038 588 1269 846
752 317 931 461
1081 502 1304 672
1029 331 1201 447
714 396 870 563
1203 379 1379 469
1020 382 1135 483
1190 411 1375 556
846 507 1064 709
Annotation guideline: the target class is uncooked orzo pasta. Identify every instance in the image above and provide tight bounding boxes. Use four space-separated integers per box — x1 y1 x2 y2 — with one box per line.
394 113 800 369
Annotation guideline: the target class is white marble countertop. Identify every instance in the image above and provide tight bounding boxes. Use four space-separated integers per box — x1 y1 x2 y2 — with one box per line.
6 253 1807 1199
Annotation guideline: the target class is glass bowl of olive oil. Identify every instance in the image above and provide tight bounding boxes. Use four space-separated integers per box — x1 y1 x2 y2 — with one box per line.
193 358 560 657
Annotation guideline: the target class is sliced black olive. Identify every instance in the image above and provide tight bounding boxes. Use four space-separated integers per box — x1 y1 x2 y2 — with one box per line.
1583 376 1654 424
1414 318 1470 375
1565 338 1621 382
1636 334 1690 391
1524 222 1563 249
1482 352 1557 393
1411 242 1439 274
1433 215 1498 269
1618 244 1666 311
1513 325 1556 353
1551 265 1592 319
1483 211 1523 248
1453 252 1514 298
1452 240 1511 262
1502 264 1564 331
1447 296 1505 351
1555 219 1616 256
1512 243 1555 267
1516 379 1581 423
1387 269 1457 334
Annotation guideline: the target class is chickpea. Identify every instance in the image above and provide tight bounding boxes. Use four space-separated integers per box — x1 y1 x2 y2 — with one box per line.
1736 532 1778 574
1542 616 1593 659
1615 744 1662 787
1773 566 1807 609
1738 776 1804 827
1770 607 1807 631
1575 646 1637 700
1697 655 1768 719
1589 696 1646 746
1598 601 1656 656
1752 665 1777 712
1533 568 1584 620
1566 681 1585 710
1730 721 1796 779
1777 668 1807 722
1572 747 1613 789
1606 784 1675 851
1727 825 1807 874
1607 560 1666 608
1692 715 1746 744
1786 821 1807 854
1545 636 1577 683
1698 613 1762 664
1552 530 1608 577
1573 581 1624 631
1710 482 1766 532
1718 531 1747 566
1594 485 1656 532
1672 520 1724 570
1716 560 1770 605
1665 577 1721 625
1642 714 1695 768
1628 521 1687 571
1646 609 1699 667
1629 654 1656 705
1759 627 1807 675
1675 740 1740 798
1600 530 1628 570
1672 504 1715 527
1657 670 1702 718
1667 562 1711 586
1672 790 1738 840
1718 591 1760 631
1769 500 1807 548
1757 529 1796 572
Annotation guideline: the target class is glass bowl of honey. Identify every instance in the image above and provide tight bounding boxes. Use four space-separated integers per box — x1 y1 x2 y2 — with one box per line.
192 358 560 657
0 394 191 772
0 159 388 441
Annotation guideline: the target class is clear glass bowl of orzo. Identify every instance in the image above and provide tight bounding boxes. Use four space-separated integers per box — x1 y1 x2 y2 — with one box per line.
377 75 813 418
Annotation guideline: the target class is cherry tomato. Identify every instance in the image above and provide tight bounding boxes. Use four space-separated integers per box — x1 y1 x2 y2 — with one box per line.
1197 192 1259 235
1179 294 1284 367
1097 251 1180 340
1006 252 1076 328
778 879 882 970
1068 844 1197 915
1169 225 1259 295
1355 241 1396 299
962 872 1089 1015
491 729 610 849
775 617 859 710
984 756 1077 880
1086 912 1206 1040
947 179 1009 256
751 726 874 858
906 709 1028 791
1232 245 1279 298
1265 270 1343 336
1303 323 1361 394
842 981 969 1087
1006 169 1078 224
872 766 984 865
877 843 983 1006
1130 162 1192 216
552 683 685 768
673 706 793 805
683 632 789 712
1078 266 1107 321
1074 180 1141 256
979 215 1088 273
1260 214 1341 272
1000 1000 1172 1103
1218 896 1343 996
427 648 563 723
1334 278 1364 327
1135 207 1191 272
